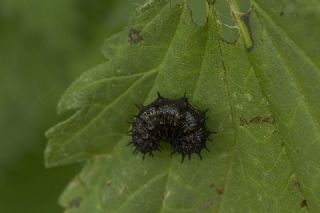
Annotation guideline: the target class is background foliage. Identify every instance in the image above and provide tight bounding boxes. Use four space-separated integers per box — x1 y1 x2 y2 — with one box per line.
0 0 143 212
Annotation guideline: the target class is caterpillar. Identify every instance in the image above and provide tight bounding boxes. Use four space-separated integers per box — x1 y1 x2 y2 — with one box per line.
128 93 212 162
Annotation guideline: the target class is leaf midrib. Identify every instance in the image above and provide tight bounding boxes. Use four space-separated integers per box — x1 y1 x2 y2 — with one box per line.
212 6 240 213
158 5 212 213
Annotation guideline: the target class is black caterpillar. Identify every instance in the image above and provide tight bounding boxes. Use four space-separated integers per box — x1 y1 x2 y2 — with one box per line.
128 93 212 162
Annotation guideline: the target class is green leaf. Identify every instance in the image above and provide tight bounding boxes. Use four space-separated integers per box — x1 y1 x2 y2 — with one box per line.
45 0 320 212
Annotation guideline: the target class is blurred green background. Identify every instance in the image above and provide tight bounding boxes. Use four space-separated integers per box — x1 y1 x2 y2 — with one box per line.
0 0 144 212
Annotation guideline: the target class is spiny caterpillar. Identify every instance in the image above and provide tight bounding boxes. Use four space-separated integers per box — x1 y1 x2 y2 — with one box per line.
128 93 212 162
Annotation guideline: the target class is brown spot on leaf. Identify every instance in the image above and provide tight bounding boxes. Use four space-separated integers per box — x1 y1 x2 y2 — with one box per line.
68 197 82 209
240 117 249 126
216 187 224 195
250 116 275 124
241 115 275 126
209 184 224 195
262 116 275 124
208 0 216 5
129 28 143 44
249 116 264 124
300 199 308 208
294 180 301 189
